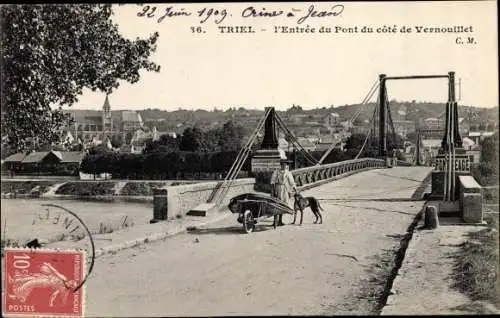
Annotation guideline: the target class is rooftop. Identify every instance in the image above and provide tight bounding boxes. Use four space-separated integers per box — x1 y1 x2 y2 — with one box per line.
3 151 85 164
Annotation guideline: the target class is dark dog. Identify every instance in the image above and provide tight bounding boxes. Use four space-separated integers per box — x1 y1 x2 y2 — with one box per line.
292 193 324 225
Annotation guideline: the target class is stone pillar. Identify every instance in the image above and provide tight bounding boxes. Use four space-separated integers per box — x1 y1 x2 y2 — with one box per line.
462 193 483 223
459 176 483 223
150 188 168 223
424 205 439 229
386 156 393 168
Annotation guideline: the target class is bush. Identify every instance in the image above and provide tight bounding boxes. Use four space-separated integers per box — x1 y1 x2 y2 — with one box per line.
451 216 500 307
79 150 250 180
120 182 167 196
1 181 57 194
55 182 115 196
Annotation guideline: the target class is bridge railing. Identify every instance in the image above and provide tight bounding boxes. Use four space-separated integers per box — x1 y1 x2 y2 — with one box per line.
291 158 386 187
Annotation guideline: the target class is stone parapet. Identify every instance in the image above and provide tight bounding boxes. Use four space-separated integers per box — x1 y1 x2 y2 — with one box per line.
151 178 255 222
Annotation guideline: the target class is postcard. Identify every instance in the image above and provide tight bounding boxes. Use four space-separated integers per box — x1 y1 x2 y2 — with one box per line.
1 2 498 317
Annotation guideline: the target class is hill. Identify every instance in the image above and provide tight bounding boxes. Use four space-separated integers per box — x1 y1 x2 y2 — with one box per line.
138 102 498 137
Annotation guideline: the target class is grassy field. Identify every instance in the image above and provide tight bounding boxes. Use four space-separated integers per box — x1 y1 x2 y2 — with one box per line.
451 210 499 310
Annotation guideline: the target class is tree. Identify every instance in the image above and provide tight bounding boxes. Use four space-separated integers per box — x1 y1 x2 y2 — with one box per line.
287 104 303 113
1 4 160 152
480 132 499 165
179 127 204 152
143 134 179 153
110 135 123 148
87 144 113 156
406 131 418 142
473 132 499 186
344 133 378 158
67 143 84 152
203 129 220 152
217 121 244 151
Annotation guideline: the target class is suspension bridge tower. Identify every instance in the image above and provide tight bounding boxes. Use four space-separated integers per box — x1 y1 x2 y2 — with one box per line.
429 71 470 204
251 107 288 192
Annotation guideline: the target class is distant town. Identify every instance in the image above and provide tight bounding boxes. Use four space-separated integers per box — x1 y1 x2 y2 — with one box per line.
1 94 498 178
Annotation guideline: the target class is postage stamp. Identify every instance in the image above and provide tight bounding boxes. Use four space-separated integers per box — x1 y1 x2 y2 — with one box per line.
2 248 85 317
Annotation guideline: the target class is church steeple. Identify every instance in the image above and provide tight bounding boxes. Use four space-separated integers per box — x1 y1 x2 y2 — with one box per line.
103 94 111 112
102 94 112 132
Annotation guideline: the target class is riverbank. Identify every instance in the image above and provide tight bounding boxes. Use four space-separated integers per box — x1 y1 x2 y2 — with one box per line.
0 179 199 198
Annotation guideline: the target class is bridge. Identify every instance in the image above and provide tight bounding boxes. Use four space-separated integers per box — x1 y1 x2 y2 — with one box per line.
2 72 488 316
84 165 434 316
85 75 487 313
152 71 481 225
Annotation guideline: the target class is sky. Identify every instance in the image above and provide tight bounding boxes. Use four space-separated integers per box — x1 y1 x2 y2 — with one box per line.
69 1 498 111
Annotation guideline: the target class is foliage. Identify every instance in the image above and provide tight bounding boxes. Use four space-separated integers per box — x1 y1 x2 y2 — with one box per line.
343 133 404 159
79 150 251 179
472 132 499 186
1 180 58 194
344 133 378 158
55 181 115 196
1 4 160 152
143 134 178 153
451 218 499 308
119 182 167 196
287 104 303 113
179 127 204 152
110 135 123 148
217 121 245 151
87 144 113 156
144 120 245 154
479 132 499 167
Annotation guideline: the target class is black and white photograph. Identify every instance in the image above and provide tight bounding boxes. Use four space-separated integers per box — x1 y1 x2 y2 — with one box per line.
1 1 498 316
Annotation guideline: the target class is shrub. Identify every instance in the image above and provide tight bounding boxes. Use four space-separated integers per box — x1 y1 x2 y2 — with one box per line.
55 182 115 196
120 182 168 196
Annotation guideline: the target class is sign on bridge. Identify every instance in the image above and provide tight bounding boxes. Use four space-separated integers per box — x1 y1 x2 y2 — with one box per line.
434 155 471 172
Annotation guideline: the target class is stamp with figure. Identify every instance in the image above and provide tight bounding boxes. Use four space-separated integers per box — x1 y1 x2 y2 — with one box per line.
3 248 85 317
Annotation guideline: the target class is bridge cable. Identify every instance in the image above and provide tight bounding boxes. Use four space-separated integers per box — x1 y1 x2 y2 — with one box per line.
273 111 318 165
213 108 272 204
348 79 380 124
209 107 272 205
354 105 378 159
274 112 318 165
317 80 380 165
385 86 398 154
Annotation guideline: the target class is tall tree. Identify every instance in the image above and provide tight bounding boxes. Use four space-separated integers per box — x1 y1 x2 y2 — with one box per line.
1 4 160 151
217 120 244 151
179 127 204 152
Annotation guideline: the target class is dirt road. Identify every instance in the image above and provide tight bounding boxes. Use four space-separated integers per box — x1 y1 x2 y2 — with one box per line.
82 167 431 316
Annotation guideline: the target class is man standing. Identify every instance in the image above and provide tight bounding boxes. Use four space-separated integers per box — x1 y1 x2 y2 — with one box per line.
270 161 297 226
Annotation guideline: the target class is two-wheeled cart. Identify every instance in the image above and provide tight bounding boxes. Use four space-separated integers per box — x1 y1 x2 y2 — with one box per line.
228 193 295 234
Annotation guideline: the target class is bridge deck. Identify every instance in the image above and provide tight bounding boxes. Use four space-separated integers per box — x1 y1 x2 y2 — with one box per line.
84 167 432 316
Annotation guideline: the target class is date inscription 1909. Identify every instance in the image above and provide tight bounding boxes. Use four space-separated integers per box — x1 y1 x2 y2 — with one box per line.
137 4 344 25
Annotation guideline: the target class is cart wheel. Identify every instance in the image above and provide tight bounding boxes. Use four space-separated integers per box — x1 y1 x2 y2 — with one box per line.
243 210 255 234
